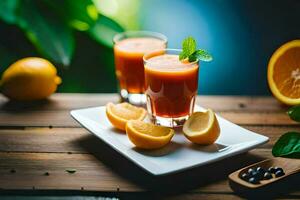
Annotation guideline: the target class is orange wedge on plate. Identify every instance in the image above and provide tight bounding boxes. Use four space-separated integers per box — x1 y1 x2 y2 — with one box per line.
183 109 220 145
126 120 174 149
106 102 147 131
267 40 300 105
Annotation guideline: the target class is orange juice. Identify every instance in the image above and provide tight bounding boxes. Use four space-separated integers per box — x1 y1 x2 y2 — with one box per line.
144 50 199 127
113 32 167 104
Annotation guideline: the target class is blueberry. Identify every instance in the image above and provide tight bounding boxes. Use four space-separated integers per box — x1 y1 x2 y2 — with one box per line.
252 171 263 180
241 173 251 180
256 166 265 174
248 177 259 184
248 168 255 174
274 167 284 173
263 172 272 180
268 166 276 173
275 170 285 177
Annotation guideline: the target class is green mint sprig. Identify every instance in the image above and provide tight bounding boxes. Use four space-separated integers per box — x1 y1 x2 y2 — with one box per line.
179 36 213 62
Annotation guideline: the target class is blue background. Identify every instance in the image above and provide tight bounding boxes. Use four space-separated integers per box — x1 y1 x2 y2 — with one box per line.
140 0 300 95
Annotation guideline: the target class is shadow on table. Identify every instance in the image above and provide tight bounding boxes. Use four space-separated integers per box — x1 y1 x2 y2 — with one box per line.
75 135 269 195
76 134 300 199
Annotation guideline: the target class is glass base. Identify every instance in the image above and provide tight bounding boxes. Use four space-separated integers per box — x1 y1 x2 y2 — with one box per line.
120 89 146 106
150 115 189 128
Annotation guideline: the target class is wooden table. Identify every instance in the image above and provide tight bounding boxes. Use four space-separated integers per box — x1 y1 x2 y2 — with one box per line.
0 93 299 199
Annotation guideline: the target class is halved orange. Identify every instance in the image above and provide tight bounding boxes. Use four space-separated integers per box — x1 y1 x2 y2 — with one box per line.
126 120 174 149
106 102 147 131
268 40 300 105
183 109 220 145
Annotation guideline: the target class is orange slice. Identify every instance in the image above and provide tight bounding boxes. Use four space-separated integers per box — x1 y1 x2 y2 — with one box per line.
106 102 147 131
267 40 300 105
126 120 174 149
183 109 220 145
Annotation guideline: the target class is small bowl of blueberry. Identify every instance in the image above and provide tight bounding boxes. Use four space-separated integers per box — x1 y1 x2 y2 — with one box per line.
240 166 285 184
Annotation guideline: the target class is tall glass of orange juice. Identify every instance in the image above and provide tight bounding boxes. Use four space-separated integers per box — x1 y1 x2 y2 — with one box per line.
143 49 199 127
113 31 167 105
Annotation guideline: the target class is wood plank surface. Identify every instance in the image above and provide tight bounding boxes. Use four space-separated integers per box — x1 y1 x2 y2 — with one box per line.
0 94 299 199
0 94 288 112
0 126 299 153
0 94 294 127
0 150 272 192
0 110 296 127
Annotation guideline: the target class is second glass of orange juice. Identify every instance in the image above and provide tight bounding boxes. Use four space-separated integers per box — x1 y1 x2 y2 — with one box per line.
143 49 199 127
113 31 167 105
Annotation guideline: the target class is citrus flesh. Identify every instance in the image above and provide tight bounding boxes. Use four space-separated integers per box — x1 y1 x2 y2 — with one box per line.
183 109 220 145
106 102 147 131
0 57 61 101
268 40 300 105
126 120 174 149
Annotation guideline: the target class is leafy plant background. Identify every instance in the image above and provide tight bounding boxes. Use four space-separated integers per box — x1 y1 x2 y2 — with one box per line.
1 0 299 95
0 0 140 92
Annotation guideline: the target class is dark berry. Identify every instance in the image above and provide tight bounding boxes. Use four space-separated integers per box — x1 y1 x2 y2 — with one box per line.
275 170 285 177
248 168 255 174
274 167 284 173
252 171 263 180
263 172 272 180
241 173 251 180
248 177 259 184
268 166 276 173
256 166 265 174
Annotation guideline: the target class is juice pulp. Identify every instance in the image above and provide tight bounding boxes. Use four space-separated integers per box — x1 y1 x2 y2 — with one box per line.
145 54 199 118
114 38 166 93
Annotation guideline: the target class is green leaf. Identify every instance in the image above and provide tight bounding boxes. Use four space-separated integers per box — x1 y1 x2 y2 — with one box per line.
179 36 197 60
17 1 74 66
0 0 19 24
287 105 300 122
44 0 97 31
272 132 300 158
0 44 18 72
88 15 124 48
188 49 213 62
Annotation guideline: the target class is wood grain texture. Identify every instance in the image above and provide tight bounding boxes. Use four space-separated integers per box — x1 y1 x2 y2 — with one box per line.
0 94 293 127
0 94 298 199
0 110 296 127
0 150 270 192
0 126 298 153
0 94 288 112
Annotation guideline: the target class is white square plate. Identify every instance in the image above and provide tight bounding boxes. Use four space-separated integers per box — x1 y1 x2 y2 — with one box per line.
70 105 269 176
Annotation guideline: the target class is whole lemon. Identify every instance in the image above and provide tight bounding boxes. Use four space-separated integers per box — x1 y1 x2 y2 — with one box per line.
0 57 62 101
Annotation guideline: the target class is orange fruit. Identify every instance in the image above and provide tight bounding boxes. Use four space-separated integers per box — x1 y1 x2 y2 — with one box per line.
183 109 220 145
267 40 300 105
126 120 174 149
106 102 147 131
0 57 61 101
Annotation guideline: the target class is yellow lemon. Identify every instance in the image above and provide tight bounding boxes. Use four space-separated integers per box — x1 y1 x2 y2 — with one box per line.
106 102 147 131
183 109 220 145
126 120 174 149
267 40 300 105
0 57 61 101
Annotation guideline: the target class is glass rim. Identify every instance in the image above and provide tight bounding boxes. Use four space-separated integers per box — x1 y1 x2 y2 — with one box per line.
113 30 168 45
143 48 199 66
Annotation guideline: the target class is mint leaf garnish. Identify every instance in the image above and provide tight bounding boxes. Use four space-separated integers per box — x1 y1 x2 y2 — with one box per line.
179 36 213 62
179 37 196 60
188 49 213 62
